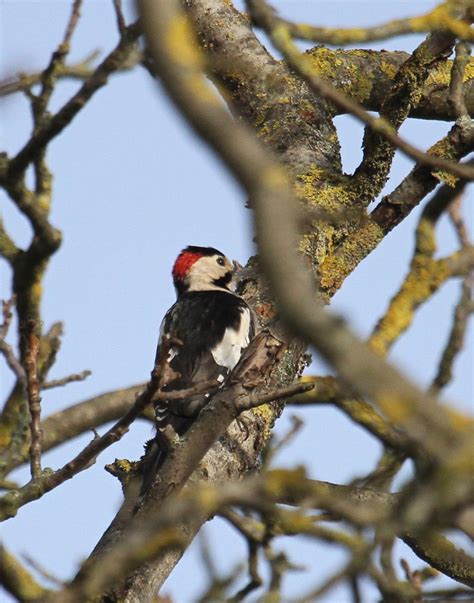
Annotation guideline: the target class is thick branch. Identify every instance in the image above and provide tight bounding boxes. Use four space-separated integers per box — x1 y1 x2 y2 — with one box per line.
305 48 474 121
184 0 341 176
248 0 474 182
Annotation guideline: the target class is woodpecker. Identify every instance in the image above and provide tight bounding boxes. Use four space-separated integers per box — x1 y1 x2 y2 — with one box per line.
140 246 256 493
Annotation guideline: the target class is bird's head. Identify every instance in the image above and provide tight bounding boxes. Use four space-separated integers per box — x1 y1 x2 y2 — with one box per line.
172 246 236 296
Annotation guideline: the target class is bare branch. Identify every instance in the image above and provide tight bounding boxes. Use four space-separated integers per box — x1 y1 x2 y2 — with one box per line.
112 0 127 35
42 369 92 390
2 20 141 179
0 383 148 478
284 1 474 44
0 50 144 98
289 377 410 451
370 178 473 357
21 553 64 588
0 374 219 520
320 154 474 298
431 275 473 393
53 469 474 601
0 545 50 601
0 218 20 265
353 29 456 204
236 381 314 412
63 0 83 48
0 298 25 382
449 40 472 120
449 194 471 246
24 320 43 478
30 0 84 127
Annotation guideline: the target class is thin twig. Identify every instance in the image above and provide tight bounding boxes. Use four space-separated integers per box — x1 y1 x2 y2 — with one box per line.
222 510 265 602
112 0 127 35
430 276 473 394
236 381 314 412
32 0 84 124
0 49 144 98
284 2 474 44
349 574 362 603
63 0 83 48
24 320 43 478
0 375 220 520
42 370 92 390
3 20 141 178
229 541 262 602
449 194 470 247
0 298 25 382
262 414 304 468
21 553 64 587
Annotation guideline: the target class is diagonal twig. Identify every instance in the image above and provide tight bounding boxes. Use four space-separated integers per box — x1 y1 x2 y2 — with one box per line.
0 373 220 520
0 298 25 382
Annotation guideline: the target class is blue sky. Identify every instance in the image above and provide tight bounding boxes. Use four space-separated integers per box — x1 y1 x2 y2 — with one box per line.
1 1 472 601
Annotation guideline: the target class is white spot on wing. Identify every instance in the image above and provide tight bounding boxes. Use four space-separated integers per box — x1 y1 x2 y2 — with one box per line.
167 348 178 362
211 307 251 370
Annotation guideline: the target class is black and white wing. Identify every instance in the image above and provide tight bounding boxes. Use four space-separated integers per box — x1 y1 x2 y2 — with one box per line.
154 290 255 434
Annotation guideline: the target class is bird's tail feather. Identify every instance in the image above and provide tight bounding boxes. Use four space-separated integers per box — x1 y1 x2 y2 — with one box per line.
139 439 166 496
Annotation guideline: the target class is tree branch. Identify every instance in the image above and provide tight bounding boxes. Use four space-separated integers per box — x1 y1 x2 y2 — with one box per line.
0 372 217 520
370 179 472 356
248 0 474 182
2 20 141 179
0 545 51 601
449 40 472 119
42 370 92 390
285 1 474 44
0 298 25 383
24 319 43 478
50 470 474 600
304 48 474 121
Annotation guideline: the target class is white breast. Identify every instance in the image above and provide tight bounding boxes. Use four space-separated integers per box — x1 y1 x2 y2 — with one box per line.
211 307 251 370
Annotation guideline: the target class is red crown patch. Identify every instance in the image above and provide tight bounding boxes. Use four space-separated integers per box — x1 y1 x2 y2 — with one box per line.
172 251 203 281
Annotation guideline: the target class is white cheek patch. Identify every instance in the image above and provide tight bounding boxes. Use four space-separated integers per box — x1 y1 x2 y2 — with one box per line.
211 308 251 370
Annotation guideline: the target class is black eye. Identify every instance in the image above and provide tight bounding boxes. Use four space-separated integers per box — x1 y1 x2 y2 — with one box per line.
216 257 225 266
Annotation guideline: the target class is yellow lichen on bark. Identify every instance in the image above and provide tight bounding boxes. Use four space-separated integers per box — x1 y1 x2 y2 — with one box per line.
319 219 385 295
410 4 474 42
426 55 474 87
305 48 374 103
370 257 450 357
